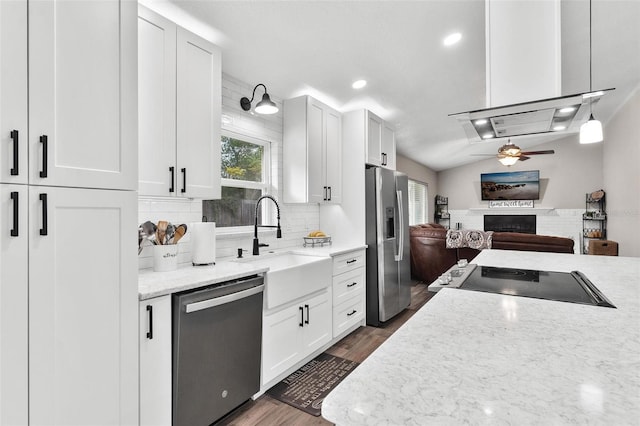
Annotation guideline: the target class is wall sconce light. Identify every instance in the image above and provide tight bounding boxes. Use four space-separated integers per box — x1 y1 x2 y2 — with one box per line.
579 0 603 144
240 83 279 115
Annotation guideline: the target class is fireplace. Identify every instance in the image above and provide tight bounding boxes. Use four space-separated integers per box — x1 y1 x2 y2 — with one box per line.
484 215 536 234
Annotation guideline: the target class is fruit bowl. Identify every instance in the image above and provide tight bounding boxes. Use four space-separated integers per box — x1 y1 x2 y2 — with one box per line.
303 235 332 247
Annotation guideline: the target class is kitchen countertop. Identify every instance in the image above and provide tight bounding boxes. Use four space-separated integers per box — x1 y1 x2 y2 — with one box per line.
322 250 640 425
138 244 367 300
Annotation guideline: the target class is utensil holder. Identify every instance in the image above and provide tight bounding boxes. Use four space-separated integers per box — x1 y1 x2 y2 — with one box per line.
153 244 178 272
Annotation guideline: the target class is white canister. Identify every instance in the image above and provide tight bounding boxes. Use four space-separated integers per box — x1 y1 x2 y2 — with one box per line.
191 222 216 265
153 244 178 272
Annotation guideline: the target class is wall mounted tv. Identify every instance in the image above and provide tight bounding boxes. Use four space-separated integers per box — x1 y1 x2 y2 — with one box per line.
481 170 540 201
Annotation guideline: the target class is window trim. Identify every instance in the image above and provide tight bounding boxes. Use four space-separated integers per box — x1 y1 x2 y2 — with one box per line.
215 130 273 234
407 178 429 226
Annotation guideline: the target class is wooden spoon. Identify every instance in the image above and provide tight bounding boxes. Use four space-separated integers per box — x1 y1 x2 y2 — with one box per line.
172 224 188 244
156 220 168 245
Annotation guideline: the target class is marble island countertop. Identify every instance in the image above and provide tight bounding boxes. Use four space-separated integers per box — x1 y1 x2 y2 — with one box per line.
138 244 366 300
322 250 640 425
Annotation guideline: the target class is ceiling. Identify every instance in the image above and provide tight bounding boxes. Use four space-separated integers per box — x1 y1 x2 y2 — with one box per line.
143 0 640 171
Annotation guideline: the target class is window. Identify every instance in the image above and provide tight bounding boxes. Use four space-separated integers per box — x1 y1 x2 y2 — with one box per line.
408 179 428 225
202 132 271 227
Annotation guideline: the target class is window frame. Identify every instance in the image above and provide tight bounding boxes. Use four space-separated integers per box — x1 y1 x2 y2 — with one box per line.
407 179 429 226
215 130 273 234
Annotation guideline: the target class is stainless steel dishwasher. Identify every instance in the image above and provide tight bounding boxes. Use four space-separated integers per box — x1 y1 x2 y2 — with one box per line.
173 275 264 426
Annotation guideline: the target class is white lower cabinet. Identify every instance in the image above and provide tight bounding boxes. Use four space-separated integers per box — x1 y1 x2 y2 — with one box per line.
139 296 172 426
332 249 366 338
262 289 332 385
28 186 138 425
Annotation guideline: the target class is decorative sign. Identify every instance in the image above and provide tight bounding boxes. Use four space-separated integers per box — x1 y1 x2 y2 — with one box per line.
488 200 534 208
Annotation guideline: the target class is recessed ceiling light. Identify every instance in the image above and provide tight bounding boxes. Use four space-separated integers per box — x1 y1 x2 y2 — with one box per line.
558 107 575 114
553 125 566 131
352 80 367 89
474 119 488 125
443 32 462 46
482 133 494 139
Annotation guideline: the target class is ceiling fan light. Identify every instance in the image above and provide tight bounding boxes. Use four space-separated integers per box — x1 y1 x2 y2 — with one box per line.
579 114 603 144
255 93 279 114
498 156 519 166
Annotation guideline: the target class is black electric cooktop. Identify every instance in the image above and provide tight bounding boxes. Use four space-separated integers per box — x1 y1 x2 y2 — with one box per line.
458 266 616 308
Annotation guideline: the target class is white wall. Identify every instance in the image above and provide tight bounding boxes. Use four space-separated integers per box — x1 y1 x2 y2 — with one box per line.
396 154 439 220
602 87 640 257
138 73 321 269
438 135 603 210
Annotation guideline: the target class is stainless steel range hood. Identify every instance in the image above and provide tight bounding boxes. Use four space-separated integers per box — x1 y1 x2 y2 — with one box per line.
450 89 614 142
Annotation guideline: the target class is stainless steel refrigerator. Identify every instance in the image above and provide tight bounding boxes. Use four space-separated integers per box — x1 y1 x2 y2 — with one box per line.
365 166 411 326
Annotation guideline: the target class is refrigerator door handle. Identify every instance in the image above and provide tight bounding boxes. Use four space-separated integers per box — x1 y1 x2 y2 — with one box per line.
395 189 404 261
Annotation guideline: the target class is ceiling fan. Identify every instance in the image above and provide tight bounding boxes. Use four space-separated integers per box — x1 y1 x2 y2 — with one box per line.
474 140 555 166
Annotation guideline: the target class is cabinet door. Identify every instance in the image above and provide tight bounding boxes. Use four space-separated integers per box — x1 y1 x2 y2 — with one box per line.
140 296 172 426
262 304 304 385
28 187 138 425
28 0 137 190
382 122 396 170
0 185 28 425
366 112 383 166
0 1 28 185
176 27 221 199
302 290 332 354
138 6 177 197
307 98 326 203
324 107 342 203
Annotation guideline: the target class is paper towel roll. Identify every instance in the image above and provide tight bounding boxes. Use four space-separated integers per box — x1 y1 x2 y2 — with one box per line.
191 222 216 265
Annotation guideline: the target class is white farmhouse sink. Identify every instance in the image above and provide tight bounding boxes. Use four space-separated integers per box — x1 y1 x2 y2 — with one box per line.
235 252 331 310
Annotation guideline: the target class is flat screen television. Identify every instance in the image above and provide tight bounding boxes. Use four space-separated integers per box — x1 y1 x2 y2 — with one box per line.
481 170 540 201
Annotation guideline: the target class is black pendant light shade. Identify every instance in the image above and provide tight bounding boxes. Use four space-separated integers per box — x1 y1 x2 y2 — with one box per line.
240 83 279 115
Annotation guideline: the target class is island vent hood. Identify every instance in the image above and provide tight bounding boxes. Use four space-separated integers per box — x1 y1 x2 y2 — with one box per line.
449 89 614 143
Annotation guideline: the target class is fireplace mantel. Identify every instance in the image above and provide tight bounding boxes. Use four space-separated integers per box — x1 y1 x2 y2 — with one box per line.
466 207 555 215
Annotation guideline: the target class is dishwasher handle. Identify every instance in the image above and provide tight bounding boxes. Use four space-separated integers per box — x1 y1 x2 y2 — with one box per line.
185 284 264 313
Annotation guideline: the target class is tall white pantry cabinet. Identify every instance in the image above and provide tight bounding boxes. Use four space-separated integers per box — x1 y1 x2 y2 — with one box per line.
0 1 138 425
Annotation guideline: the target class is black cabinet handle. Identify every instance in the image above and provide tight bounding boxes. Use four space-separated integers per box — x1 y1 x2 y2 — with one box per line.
323 186 327 201
10 130 19 176
146 305 153 339
10 191 19 237
39 193 48 236
346 259 357 264
305 304 310 325
39 135 48 178
347 309 357 317
181 168 186 193
382 153 388 166
169 166 175 193
299 306 304 327
328 186 332 201
347 282 357 288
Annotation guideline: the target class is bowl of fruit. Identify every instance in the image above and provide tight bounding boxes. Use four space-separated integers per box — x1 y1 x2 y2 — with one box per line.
303 230 331 247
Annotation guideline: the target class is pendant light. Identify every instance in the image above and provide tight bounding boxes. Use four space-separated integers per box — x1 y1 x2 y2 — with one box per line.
580 0 603 144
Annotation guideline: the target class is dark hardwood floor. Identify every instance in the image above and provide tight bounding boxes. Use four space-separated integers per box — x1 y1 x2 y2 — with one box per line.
217 280 435 426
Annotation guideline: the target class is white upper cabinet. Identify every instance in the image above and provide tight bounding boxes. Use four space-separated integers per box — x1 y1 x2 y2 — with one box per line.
138 6 221 199
176 27 221 199
283 95 342 204
382 121 396 170
138 7 177 196
0 0 28 185
28 0 137 190
345 109 396 170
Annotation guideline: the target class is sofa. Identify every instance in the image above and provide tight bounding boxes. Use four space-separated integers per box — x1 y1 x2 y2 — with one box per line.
410 223 575 284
